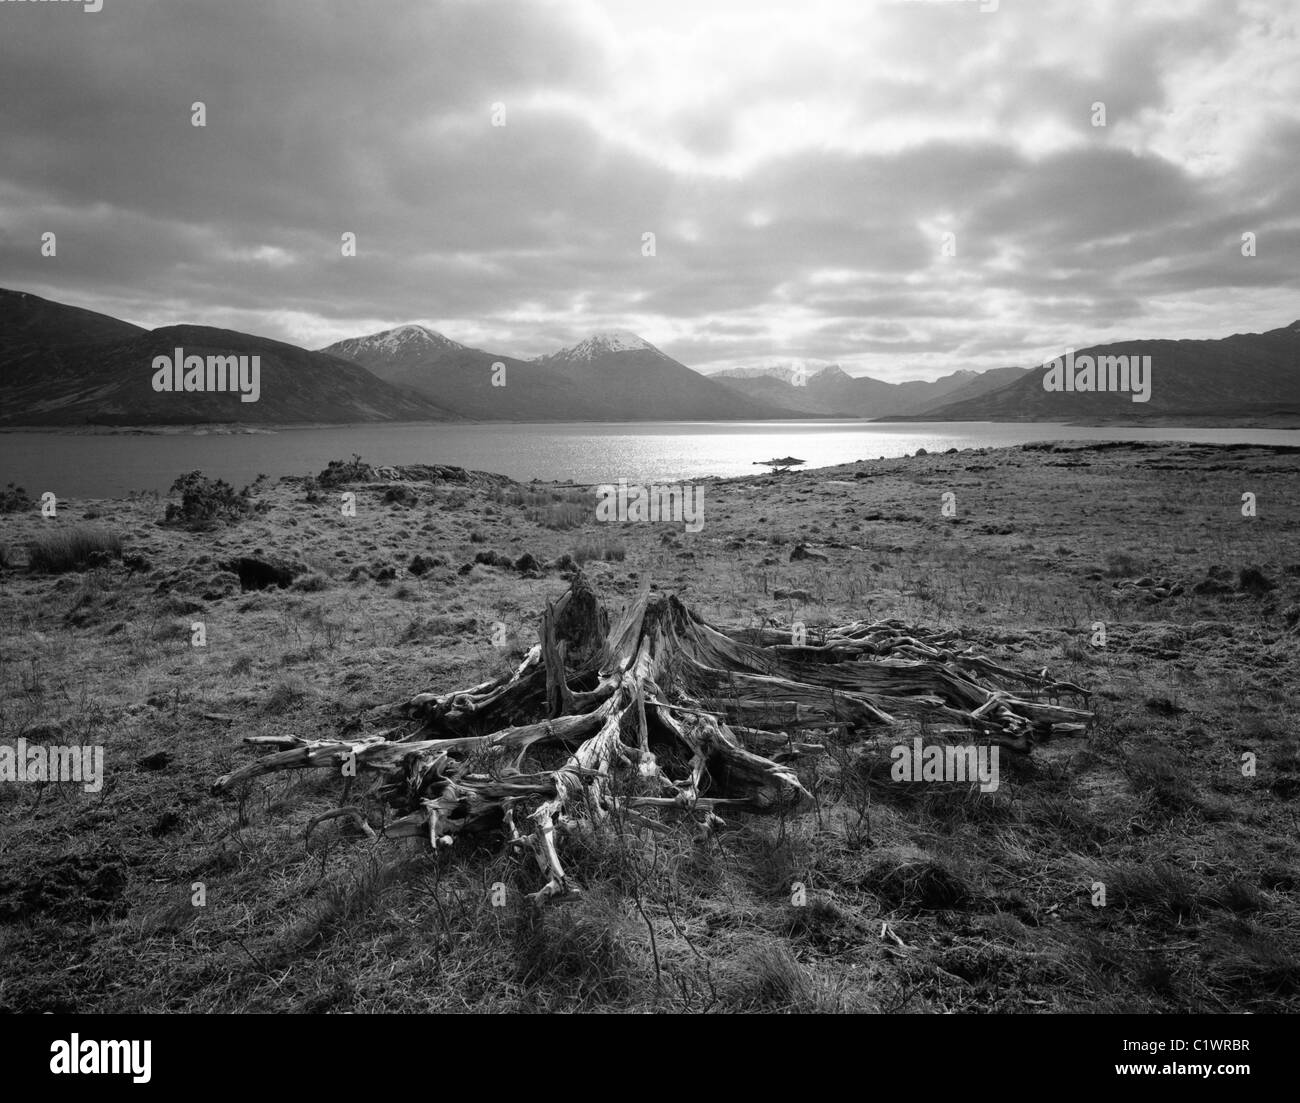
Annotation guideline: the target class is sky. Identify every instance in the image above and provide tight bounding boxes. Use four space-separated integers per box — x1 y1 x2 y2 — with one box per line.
1 0 1297 379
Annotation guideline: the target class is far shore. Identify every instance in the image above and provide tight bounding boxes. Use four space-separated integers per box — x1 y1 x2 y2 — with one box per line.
5 413 1300 434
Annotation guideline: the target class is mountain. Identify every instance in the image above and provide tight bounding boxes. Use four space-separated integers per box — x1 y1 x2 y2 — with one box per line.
0 290 456 426
708 359 843 384
529 331 797 420
917 323 1300 421
325 324 469 362
711 361 1031 418
319 325 612 421
911 366 1033 413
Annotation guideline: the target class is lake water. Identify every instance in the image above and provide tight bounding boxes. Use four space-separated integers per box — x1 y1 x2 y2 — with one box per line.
3 421 1299 500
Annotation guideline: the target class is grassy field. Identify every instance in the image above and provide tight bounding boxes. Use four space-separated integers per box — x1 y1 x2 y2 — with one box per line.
1 440 1298 1013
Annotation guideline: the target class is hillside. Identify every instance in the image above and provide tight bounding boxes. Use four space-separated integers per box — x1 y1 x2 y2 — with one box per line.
918 323 1300 421
0 291 457 426
0 295 457 426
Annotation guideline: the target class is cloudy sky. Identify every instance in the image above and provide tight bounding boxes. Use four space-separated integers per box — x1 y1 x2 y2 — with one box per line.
1 0 1297 379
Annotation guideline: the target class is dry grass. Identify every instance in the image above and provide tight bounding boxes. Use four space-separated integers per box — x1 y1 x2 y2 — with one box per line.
1 441 1298 1013
26 525 122 573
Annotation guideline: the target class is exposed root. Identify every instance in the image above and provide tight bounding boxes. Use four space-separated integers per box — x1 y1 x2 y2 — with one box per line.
212 573 1091 903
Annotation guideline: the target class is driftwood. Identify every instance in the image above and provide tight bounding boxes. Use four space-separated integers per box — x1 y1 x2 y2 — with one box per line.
212 573 1091 903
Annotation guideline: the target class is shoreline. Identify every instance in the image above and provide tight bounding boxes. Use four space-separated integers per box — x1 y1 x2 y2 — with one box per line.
5 413 1300 435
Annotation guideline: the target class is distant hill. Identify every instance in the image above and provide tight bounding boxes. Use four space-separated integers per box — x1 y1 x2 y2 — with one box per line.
0 291 456 426
711 360 842 384
911 365 1034 413
711 362 1032 418
916 323 1300 421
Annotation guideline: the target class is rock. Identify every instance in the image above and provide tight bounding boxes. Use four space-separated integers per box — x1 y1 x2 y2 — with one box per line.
774 588 813 602
382 485 419 507
514 552 541 573
137 751 171 771
1191 579 1233 596
409 553 442 576
790 543 829 563
914 448 928 457
221 556 302 592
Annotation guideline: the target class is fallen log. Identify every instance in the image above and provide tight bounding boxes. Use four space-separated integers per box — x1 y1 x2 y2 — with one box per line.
212 572 1091 903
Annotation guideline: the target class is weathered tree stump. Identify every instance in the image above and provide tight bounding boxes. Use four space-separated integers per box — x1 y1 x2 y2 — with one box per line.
212 573 1091 903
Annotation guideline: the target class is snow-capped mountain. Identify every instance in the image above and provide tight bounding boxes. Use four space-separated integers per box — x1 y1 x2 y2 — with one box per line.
535 330 660 362
531 330 793 420
321 325 618 421
322 324 467 363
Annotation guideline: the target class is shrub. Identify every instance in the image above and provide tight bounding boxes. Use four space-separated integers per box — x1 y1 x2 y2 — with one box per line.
27 527 122 574
1238 565 1276 594
0 483 32 513
318 454 371 488
163 471 254 528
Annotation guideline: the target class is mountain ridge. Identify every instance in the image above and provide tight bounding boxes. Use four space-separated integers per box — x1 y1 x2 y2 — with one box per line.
3 287 1296 426
911 325 1300 421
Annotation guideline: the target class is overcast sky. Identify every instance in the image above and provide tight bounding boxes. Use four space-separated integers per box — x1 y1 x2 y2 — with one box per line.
1 0 1297 379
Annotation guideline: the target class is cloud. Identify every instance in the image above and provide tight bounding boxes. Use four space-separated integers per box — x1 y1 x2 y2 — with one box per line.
0 0 1295 379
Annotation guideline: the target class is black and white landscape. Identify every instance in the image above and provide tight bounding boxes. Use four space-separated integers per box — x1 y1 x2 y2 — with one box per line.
1 0 1298 1054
